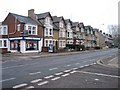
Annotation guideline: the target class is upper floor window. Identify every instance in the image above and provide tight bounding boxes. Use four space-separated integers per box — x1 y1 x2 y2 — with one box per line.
67 32 70 38
45 17 52 25
27 25 37 35
45 28 48 36
49 29 53 35
59 22 64 28
17 24 20 31
60 31 62 37
0 25 8 35
67 23 71 29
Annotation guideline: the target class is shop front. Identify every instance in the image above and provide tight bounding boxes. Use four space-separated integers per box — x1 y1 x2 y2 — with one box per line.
9 37 43 53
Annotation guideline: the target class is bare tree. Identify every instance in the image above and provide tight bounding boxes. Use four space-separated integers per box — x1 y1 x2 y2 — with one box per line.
107 25 119 47
107 25 118 38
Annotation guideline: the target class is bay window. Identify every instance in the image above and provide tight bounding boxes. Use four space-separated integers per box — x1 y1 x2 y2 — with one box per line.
49 29 53 35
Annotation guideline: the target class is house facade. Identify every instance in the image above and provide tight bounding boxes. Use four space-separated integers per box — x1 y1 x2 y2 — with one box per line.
65 19 73 45
79 23 86 46
94 29 106 48
72 22 80 45
0 24 8 53
2 13 43 53
52 16 66 49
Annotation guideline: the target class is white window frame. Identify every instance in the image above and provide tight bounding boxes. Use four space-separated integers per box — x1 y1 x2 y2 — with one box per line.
59 22 64 28
0 25 8 35
49 29 53 36
17 24 20 31
26 24 37 35
0 39 8 48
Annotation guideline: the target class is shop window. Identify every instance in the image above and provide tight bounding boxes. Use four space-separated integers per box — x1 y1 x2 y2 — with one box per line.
0 39 8 48
4 40 7 47
26 40 38 50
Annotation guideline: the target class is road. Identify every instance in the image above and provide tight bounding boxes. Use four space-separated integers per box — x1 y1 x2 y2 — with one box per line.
1 48 118 89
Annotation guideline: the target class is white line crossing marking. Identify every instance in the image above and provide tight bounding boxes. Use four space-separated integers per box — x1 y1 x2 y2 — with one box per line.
84 64 90 67
79 66 84 68
13 83 27 88
38 81 49 86
55 72 63 75
29 72 41 75
49 68 58 71
70 71 77 74
62 73 70 77
94 79 99 81
31 79 42 83
0 78 16 82
72 68 78 70
44 75 54 79
77 71 120 78
26 86 34 89
64 70 71 72
51 77 60 81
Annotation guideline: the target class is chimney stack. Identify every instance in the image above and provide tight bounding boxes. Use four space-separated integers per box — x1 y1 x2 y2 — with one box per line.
28 9 36 20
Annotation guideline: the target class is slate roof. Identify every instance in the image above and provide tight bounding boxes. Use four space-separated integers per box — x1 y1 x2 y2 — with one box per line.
65 19 69 24
10 13 38 25
79 23 85 28
52 16 60 22
72 22 79 27
37 12 52 20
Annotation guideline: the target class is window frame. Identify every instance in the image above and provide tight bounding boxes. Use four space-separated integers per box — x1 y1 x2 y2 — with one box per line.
0 39 8 48
0 25 8 35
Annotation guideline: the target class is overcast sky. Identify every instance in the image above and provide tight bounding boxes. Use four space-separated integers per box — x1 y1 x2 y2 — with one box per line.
0 0 119 33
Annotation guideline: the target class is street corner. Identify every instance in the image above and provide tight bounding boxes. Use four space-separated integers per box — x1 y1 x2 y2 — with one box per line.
96 55 119 69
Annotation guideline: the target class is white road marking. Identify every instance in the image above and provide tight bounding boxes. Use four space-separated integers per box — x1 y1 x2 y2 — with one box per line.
31 79 42 83
51 77 60 81
64 70 71 72
95 79 99 81
72 68 78 70
77 71 120 78
29 72 41 75
70 71 77 74
62 73 70 77
38 81 49 86
75 63 80 65
44 75 54 79
13 83 27 88
84 64 90 67
0 78 16 82
79 66 84 68
55 72 63 75
26 86 34 89
49 68 58 71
